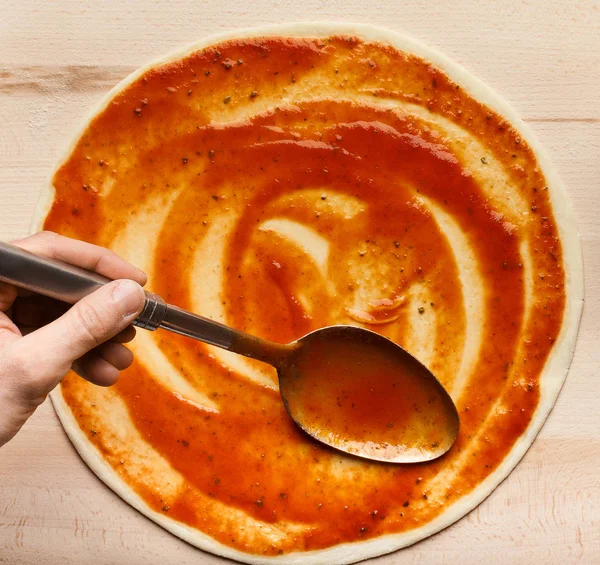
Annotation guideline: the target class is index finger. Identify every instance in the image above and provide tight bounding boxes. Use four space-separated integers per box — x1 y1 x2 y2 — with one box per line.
12 232 147 286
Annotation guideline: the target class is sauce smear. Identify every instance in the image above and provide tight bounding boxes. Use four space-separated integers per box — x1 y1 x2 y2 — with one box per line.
44 34 567 556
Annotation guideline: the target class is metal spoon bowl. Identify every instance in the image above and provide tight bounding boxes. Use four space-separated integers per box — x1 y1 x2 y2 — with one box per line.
0 241 459 463
280 325 459 463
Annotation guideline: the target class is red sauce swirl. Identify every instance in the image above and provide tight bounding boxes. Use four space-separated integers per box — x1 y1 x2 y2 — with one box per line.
44 35 565 556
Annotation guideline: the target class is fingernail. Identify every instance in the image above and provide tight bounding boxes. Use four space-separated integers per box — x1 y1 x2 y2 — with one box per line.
111 280 144 319
137 268 148 285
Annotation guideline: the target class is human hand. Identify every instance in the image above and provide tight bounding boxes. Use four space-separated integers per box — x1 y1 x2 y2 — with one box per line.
0 231 147 447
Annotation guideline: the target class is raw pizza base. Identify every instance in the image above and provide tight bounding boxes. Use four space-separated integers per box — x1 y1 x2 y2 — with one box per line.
32 22 584 565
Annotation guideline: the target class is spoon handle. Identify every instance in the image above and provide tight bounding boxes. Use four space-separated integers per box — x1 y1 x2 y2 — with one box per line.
0 240 167 330
0 241 289 361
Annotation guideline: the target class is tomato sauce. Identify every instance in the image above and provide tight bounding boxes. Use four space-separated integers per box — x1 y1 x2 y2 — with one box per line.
45 35 565 555
281 329 455 462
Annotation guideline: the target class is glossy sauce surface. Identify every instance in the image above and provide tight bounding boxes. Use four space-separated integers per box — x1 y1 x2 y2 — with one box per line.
45 35 566 556
282 329 456 462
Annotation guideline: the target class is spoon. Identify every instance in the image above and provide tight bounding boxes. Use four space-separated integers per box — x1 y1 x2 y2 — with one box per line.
0 241 459 463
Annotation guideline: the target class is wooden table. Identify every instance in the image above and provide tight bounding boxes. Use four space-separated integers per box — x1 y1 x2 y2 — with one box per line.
1 1 598 563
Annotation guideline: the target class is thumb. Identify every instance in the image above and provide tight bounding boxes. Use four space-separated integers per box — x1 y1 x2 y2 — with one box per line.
15 279 145 392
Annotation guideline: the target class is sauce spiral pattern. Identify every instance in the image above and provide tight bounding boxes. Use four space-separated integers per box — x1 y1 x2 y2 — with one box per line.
42 30 571 561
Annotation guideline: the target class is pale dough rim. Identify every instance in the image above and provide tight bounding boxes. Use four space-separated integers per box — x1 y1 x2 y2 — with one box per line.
31 22 584 565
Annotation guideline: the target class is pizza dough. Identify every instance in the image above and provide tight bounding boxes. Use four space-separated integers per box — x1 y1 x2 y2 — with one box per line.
33 23 583 564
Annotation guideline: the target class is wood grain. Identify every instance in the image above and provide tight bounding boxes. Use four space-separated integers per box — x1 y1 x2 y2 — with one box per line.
0 1 599 563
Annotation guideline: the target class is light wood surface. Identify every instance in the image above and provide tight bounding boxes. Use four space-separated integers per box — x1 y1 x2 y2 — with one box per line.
1 1 599 564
